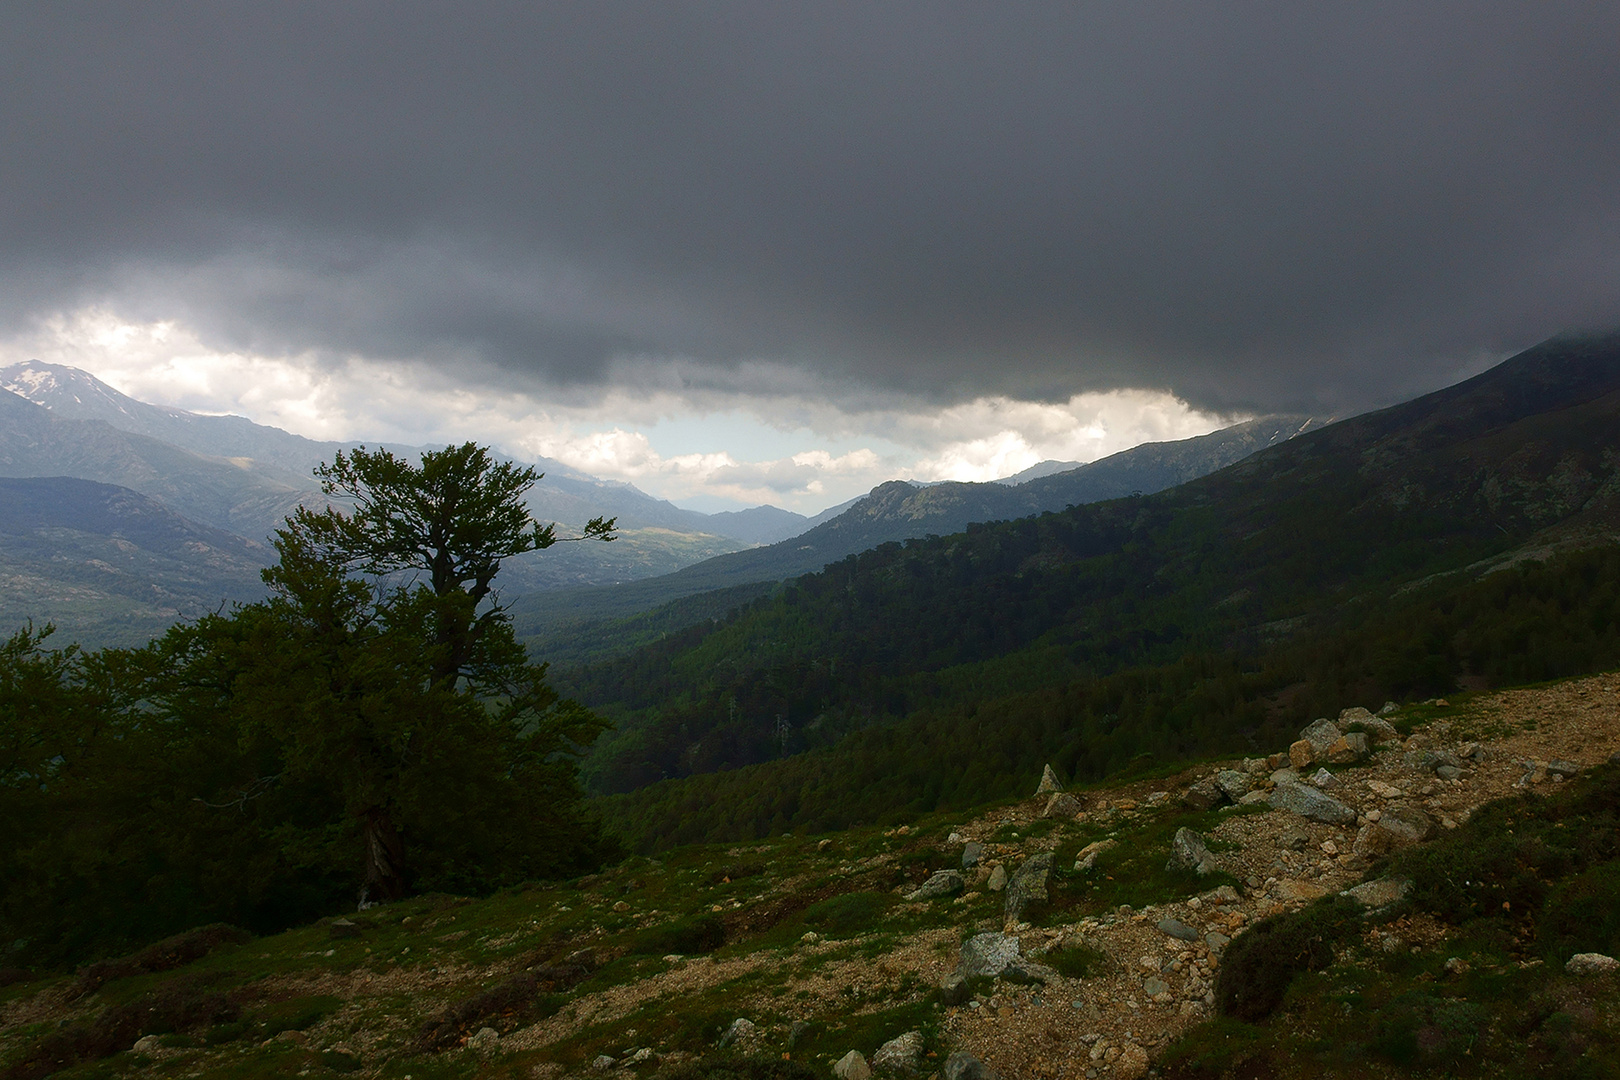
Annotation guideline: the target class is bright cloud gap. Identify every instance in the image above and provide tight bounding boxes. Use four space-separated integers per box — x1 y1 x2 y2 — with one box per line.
2 309 1238 514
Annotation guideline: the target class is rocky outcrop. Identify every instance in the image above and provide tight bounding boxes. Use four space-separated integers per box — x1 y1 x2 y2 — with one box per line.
1167 827 1220 875
905 870 965 901
1042 792 1083 819
873 1031 924 1074
1182 778 1223 810
958 933 1023 979
1005 853 1054 921
944 1051 999 1080
1035 764 1063 794
1268 781 1357 824
835 1050 873 1080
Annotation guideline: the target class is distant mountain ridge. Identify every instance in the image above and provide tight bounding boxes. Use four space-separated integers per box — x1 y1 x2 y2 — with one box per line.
0 361 814 543
0 386 321 539
510 413 1321 641
0 476 270 646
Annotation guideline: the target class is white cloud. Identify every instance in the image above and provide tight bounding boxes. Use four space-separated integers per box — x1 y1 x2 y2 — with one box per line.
1 307 1243 513
901 391 1235 483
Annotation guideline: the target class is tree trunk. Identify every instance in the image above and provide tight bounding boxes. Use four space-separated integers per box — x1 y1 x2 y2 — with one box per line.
359 805 408 908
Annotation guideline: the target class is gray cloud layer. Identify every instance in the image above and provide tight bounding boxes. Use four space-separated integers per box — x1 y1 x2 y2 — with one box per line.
3 2 1618 411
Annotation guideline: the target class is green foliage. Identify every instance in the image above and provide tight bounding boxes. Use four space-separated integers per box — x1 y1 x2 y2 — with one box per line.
633 914 727 956
1045 943 1108 979
1214 896 1362 1022
0 444 618 969
3 973 240 1080
1542 860 1620 963
598 544 1620 852
799 891 896 937
1388 762 1620 937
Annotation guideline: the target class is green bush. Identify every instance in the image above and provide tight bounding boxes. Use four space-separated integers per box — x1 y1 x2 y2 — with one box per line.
1214 896 1360 1022
1365 993 1489 1067
1541 859 1620 963
1046 944 1108 979
801 892 896 937
634 914 727 956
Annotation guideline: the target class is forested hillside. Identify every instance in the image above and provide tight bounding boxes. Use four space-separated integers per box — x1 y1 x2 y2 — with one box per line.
510 415 1316 645
563 334 1620 841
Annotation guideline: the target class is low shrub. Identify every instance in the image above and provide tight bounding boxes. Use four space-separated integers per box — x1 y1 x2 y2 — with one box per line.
1540 858 1620 963
1046 944 1108 979
634 914 727 956
4 974 240 1080
800 892 896 937
70 923 252 997
1214 896 1360 1022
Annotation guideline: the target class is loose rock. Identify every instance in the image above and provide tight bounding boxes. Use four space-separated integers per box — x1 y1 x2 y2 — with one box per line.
835 1050 874 1080
1075 839 1117 871
718 1017 758 1049
1341 877 1412 910
1035 764 1064 795
1043 792 1084 819
1182 778 1223 811
467 1027 500 1054
1005 853 1054 921
1341 707 1401 742
1288 740 1315 768
944 1051 999 1080
1168 827 1220 875
961 842 984 869
986 864 1008 892
906 870 965 901
1214 770 1252 801
1300 718 1342 757
1157 918 1200 942
958 932 1023 978
1326 732 1370 764
940 972 971 1005
1116 1043 1150 1080
1269 781 1357 824
1566 953 1619 975
872 1031 924 1074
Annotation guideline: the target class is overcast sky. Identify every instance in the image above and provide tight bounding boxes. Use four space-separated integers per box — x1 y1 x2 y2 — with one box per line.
2 4 1617 511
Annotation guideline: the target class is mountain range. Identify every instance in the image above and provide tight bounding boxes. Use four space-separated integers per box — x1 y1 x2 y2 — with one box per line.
0 360 1318 648
557 332 1620 827
508 414 1320 647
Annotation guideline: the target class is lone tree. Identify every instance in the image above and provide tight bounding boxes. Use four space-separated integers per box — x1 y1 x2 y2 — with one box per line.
308 443 615 688
236 443 617 904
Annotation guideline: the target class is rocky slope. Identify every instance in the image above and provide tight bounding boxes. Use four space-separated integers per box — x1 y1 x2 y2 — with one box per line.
4 673 1619 1079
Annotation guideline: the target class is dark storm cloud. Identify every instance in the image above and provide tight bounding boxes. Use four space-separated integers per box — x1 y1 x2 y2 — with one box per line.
2 2 1619 411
